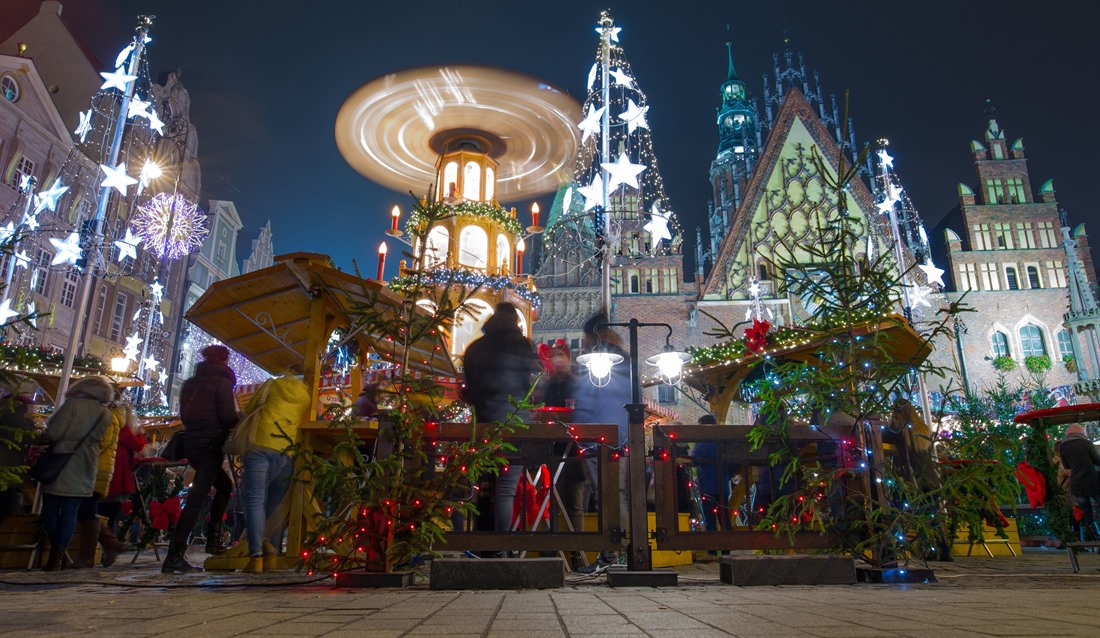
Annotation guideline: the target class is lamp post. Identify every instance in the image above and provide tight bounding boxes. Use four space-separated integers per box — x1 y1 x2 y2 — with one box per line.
576 318 689 582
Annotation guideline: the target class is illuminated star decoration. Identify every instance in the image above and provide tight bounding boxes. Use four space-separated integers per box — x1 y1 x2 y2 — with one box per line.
74 110 93 143
596 23 621 42
601 152 647 192
876 183 902 215
114 43 134 69
609 68 635 89
586 63 598 92
146 108 165 135
114 227 140 262
14 250 30 269
918 260 946 288
876 149 895 170
131 192 209 260
34 178 69 214
618 99 649 134
26 301 36 328
100 162 138 196
576 177 605 211
143 356 160 373
907 283 932 308
643 201 672 247
0 300 18 325
0 222 15 244
18 174 33 193
123 334 142 360
49 232 82 265
578 105 605 143
99 68 137 92
21 211 40 231
127 96 151 120
150 279 164 300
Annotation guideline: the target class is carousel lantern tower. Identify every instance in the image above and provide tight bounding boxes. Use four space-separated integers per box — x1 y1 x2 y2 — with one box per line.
335 66 581 366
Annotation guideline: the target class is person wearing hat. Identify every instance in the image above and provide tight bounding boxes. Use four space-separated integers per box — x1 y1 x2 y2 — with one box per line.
162 345 240 573
1058 424 1100 538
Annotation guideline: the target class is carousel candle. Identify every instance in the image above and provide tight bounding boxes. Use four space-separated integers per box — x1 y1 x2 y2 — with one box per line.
377 241 388 280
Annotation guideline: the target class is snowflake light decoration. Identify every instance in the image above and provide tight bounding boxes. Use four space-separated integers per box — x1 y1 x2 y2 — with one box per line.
132 192 209 260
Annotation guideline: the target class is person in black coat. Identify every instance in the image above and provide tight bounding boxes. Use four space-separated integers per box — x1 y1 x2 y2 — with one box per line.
162 345 240 573
1058 423 1100 537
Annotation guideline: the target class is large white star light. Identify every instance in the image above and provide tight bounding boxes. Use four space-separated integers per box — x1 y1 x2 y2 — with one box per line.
49 232 82 266
609 68 635 89
643 202 672 247
123 333 142 360
99 68 137 92
918 259 946 288
876 184 902 215
618 99 649 134
33 178 69 214
18 174 32 193
876 149 895 170
150 279 164 301
907 283 932 308
114 43 134 69
14 250 30 269
127 97 151 120
21 212 39 231
576 177 605 211
146 108 166 135
26 301 36 328
578 105 606 143
74 110 93 143
601 153 646 193
114 228 140 262
100 162 138 196
596 24 621 42
0 300 18 325
587 63 598 92
0 222 15 244
143 356 160 373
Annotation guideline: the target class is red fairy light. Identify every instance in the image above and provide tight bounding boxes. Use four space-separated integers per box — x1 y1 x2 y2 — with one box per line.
414 500 421 507
302 551 310 557
446 506 453 513
599 436 605 442
460 465 467 472
319 536 326 542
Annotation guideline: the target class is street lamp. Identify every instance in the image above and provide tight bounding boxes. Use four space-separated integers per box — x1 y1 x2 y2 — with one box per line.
576 318 690 583
110 356 131 374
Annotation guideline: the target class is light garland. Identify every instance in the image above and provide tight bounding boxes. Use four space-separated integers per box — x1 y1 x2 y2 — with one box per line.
388 267 541 307
406 201 522 237
131 192 209 260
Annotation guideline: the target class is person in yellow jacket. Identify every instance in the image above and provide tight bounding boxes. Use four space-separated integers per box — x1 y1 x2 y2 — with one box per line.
240 364 310 573
73 395 128 568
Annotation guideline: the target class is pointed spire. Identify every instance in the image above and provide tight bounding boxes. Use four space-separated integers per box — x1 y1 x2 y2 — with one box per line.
726 41 738 81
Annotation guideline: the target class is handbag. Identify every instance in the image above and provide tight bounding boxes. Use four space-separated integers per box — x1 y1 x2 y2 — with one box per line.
161 430 187 461
223 380 273 456
27 418 100 485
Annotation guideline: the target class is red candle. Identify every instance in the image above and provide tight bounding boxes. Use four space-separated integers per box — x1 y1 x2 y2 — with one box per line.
516 238 525 274
530 202 540 228
390 205 400 231
377 242 388 280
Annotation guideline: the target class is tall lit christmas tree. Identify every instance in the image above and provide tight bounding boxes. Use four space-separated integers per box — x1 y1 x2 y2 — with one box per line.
537 11 682 319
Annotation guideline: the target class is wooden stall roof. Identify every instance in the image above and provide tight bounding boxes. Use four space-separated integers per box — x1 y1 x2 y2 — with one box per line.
1013 403 1100 427
185 252 455 378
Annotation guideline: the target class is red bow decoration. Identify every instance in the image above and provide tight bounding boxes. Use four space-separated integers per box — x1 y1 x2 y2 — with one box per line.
149 496 182 531
512 465 552 529
1015 461 1047 508
744 319 772 353
121 501 133 517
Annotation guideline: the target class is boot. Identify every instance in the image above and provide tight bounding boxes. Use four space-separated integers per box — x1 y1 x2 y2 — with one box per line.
98 523 124 567
71 519 100 568
42 546 65 571
161 540 197 574
205 522 227 554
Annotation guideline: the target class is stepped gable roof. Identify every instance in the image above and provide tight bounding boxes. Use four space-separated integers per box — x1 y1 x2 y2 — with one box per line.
702 87 880 298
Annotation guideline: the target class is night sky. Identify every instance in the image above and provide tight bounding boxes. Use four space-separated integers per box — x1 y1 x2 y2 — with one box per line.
4 0 1098 277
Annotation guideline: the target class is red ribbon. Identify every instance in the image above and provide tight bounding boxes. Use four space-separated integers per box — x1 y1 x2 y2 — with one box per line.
121 501 133 517
149 496 182 530
744 319 772 353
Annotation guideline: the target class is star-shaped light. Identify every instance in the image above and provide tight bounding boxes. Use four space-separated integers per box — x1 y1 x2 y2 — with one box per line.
748 279 762 298
99 68 137 92
49 232 82 265
74 110 93 143
123 334 143 361
127 97 151 121
34 178 69 214
578 105 605 143
26 301 36 328
876 149 894 170
918 260 946 288
618 99 649 134
146 108 166 135
587 63 598 92
143 356 160 372
100 162 138 196
576 177 605 211
0 222 15 244
18 174 32 193
596 24 621 42
0 299 18 325
643 201 672 247
601 152 647 193
29 269 38 291
876 184 902 215
114 228 140 262
907 284 932 308
14 250 30 269
150 279 164 300
114 43 134 69
21 212 39 231
609 68 635 89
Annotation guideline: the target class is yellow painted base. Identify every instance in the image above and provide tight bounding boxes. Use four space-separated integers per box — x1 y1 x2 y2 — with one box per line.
953 519 1021 558
578 512 693 568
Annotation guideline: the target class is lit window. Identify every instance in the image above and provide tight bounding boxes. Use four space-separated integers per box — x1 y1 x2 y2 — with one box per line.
33 249 52 295
12 156 34 189
463 161 480 200
484 167 495 202
453 299 493 361
495 234 510 272
61 271 78 308
110 293 128 342
1019 325 1046 358
458 225 487 268
990 332 1010 358
443 162 458 198
425 226 449 267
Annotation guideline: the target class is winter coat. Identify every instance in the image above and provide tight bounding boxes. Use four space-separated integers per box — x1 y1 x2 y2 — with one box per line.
92 405 126 497
245 376 310 452
1058 433 1100 498
42 381 114 498
461 315 541 423
570 344 631 446
179 360 240 448
107 424 147 498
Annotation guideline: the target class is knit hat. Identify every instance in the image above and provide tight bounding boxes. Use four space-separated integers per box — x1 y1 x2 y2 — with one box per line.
202 345 231 363
1065 423 1086 438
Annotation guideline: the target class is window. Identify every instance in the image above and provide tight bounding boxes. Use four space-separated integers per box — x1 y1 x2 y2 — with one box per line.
495 234 510 272
1005 266 1019 290
1045 260 1067 288
972 224 992 250
216 242 226 263
443 162 458 198
110 293 128 341
1019 325 1046 358
958 263 978 291
462 161 480 200
1015 223 1035 249
979 263 1000 290
1026 265 1041 289
33 249 52 295
60 270 78 307
664 269 678 293
1037 222 1057 248
484 167 495 202
452 299 492 361
991 332 1010 358
629 271 639 293
457 225 487 268
758 263 770 280
993 223 1013 249
656 384 678 405
1007 178 1027 203
1057 330 1074 359
425 226 449 267
12 156 34 189
1 74 19 102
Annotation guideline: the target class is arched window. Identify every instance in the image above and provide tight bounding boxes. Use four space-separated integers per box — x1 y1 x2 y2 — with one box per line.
1057 330 1074 359
495 234 510 272
630 274 639 293
484 167 495 202
1027 266 1041 289
758 263 770 280
453 299 493 362
463 161 480 200
1019 325 1046 357
1005 266 1019 290
443 162 458 198
458 225 488 268
425 226 449 268
990 331 1010 358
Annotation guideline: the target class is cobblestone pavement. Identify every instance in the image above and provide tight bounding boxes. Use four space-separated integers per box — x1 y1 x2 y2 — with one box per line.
1 548 1098 637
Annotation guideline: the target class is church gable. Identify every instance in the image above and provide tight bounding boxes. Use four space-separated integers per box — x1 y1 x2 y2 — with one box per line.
0 55 71 142
702 88 886 304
